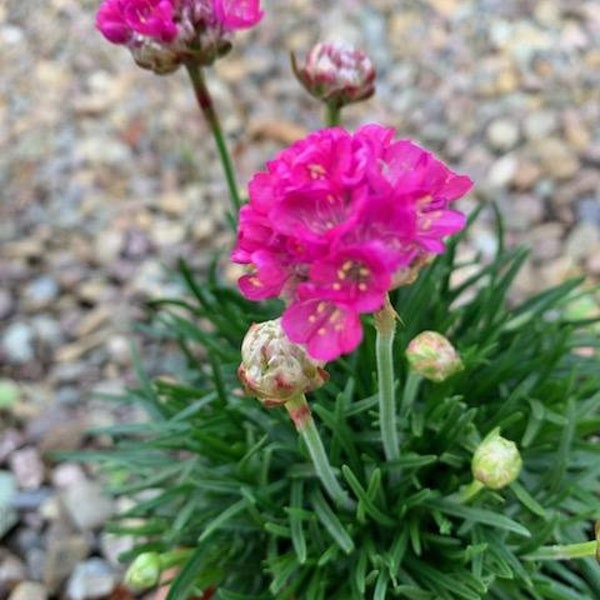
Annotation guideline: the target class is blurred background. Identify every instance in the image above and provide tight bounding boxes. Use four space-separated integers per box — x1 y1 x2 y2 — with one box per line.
1 0 599 597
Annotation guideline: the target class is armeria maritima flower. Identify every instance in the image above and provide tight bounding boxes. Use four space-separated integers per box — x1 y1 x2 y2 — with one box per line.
292 41 376 108
233 125 473 361
96 0 263 73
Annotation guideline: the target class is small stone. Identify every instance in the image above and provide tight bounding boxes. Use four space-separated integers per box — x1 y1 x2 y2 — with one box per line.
51 464 88 490
23 276 59 311
534 138 580 180
485 118 520 152
192 218 216 242
486 154 518 189
564 223 600 262
151 221 186 247
100 532 135 567
523 110 558 141
60 480 114 531
0 429 24 462
513 161 542 191
0 289 14 319
2 322 35 364
94 230 124 266
0 552 27 587
158 192 187 216
562 109 591 152
530 222 565 261
9 447 44 490
585 243 600 276
107 335 131 366
8 581 48 600
65 558 117 600
43 527 90 593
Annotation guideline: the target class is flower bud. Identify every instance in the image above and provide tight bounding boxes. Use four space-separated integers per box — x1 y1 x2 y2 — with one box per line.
125 552 162 592
238 318 328 407
405 331 464 382
472 429 522 490
292 41 376 108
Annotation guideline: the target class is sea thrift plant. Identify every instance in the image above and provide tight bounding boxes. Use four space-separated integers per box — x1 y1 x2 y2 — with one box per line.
96 0 263 72
89 3 600 597
232 125 473 361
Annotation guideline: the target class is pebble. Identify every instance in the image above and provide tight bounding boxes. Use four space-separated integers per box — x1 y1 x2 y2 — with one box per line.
43 527 90 593
485 153 518 189
0 289 14 319
534 138 581 180
8 581 48 600
523 110 558 141
23 276 59 311
485 118 520 152
65 558 117 600
60 480 114 531
2 322 35 364
564 223 600 262
9 447 45 490
0 552 27 587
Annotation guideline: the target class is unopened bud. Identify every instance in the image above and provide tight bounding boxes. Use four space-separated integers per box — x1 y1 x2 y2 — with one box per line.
125 552 162 592
238 318 328 407
405 331 464 382
292 41 375 108
472 429 522 490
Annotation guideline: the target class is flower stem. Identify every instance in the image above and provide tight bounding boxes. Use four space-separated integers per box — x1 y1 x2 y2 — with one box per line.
374 296 399 462
185 62 241 213
454 479 485 503
325 101 342 127
285 394 355 510
523 541 598 561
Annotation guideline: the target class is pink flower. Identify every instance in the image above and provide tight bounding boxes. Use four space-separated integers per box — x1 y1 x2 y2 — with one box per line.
293 41 376 108
95 0 264 72
96 0 178 44
233 125 473 361
213 0 264 30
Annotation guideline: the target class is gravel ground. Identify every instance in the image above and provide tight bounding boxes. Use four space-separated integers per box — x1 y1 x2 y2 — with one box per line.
1 0 599 598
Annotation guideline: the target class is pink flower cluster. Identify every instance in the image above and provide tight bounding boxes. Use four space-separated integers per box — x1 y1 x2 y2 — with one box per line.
233 125 473 361
96 0 263 70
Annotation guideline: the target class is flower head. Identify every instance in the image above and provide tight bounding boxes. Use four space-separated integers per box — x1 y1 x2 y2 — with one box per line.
233 125 473 361
472 429 522 490
293 41 376 108
406 331 464 382
96 0 264 73
238 318 329 407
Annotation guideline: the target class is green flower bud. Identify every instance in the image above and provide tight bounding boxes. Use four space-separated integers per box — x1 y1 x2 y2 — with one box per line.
472 429 522 490
405 331 464 382
238 319 328 407
125 552 162 592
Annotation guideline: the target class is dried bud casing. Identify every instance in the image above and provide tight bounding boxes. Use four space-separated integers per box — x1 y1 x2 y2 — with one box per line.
125 552 161 592
238 318 328 407
405 331 464 382
292 41 375 108
472 429 522 490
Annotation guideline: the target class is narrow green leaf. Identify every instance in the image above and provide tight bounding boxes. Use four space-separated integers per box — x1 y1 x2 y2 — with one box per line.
165 545 205 600
198 499 247 542
310 490 355 555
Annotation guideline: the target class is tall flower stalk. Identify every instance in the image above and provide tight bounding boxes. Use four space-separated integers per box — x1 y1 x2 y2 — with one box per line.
185 62 242 212
374 296 400 461
286 394 355 510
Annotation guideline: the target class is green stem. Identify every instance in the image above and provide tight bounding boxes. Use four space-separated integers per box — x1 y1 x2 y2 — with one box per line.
375 296 399 462
325 101 342 127
185 62 241 213
523 541 598 561
159 548 194 570
454 479 485 503
286 395 355 511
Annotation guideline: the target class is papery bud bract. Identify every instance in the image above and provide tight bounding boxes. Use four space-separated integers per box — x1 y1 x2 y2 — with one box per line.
238 318 328 407
292 41 375 108
406 331 464 382
472 429 522 490
125 552 162 592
